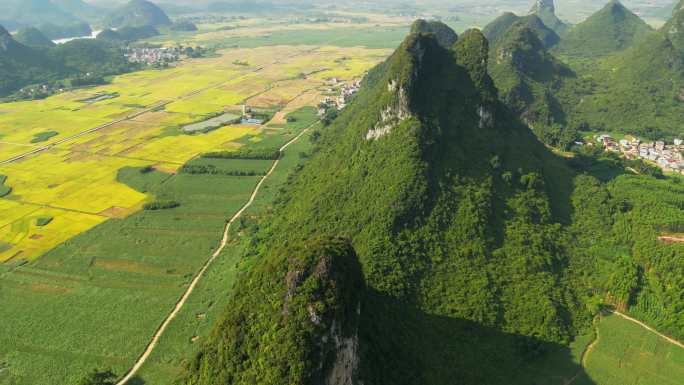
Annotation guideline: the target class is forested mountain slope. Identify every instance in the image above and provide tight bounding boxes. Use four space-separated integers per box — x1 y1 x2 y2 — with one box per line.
483 13 560 48
0 26 134 96
488 23 576 147
181 28 610 385
555 0 653 58
562 0 684 139
105 0 172 28
529 0 568 34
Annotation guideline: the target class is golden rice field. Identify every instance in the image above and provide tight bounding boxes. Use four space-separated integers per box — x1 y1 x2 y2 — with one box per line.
0 44 389 263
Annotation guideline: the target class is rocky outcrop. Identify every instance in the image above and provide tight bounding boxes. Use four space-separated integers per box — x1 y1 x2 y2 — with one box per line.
410 19 458 49
530 0 556 14
282 238 365 385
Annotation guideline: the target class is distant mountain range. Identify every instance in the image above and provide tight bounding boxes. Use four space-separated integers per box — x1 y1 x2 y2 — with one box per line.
0 24 134 97
555 0 653 58
481 0 684 145
105 0 172 28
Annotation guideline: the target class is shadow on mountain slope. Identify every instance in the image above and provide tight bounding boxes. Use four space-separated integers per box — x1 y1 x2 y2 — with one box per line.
360 289 597 385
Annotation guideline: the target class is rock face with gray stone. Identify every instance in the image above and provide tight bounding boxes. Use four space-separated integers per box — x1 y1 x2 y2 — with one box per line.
529 0 568 34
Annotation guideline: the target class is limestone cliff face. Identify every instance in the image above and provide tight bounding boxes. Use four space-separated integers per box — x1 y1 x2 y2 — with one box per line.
0 26 15 52
282 238 365 385
530 0 556 13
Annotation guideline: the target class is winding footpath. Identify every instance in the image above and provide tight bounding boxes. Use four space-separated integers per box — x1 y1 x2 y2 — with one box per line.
612 310 684 349
115 123 315 385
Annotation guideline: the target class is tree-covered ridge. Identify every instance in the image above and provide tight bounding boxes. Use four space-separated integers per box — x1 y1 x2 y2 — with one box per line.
410 19 458 49
0 0 79 30
182 30 609 385
529 0 568 35
553 0 684 140
483 13 560 49
105 0 172 29
187 237 365 385
488 22 576 147
555 0 653 58
14 27 55 48
0 26 135 97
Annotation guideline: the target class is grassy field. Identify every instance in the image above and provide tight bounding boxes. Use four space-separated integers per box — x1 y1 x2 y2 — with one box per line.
133 125 317 385
0 107 319 385
576 314 684 385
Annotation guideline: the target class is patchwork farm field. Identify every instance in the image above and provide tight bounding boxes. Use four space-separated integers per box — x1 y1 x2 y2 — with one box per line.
0 44 389 262
0 23 389 384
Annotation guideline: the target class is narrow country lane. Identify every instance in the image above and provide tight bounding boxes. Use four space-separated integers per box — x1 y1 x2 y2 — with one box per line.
114 122 315 385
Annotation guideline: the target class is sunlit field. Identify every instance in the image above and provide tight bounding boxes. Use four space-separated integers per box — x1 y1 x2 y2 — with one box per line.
0 43 389 262
0 16 391 384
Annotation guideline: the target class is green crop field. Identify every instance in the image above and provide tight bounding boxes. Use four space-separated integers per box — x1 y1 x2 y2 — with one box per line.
0 107 318 385
578 314 684 385
134 127 316 385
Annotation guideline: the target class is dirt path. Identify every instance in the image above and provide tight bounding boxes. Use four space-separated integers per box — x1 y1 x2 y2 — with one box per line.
565 318 601 385
114 123 315 385
657 235 684 243
612 311 684 349
565 311 684 385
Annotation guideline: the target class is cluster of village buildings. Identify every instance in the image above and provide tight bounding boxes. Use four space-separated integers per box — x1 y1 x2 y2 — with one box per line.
597 134 684 173
125 47 180 66
318 78 361 115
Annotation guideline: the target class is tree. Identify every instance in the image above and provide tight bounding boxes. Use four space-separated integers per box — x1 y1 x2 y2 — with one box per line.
77 369 117 385
321 108 338 126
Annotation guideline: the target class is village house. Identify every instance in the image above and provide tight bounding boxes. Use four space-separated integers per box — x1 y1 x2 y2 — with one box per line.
597 133 684 174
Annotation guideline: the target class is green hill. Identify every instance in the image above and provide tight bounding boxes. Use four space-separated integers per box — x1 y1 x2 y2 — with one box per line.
97 25 160 42
489 23 575 147
555 0 653 58
105 0 172 29
0 25 134 96
0 25 60 94
14 27 55 48
662 0 684 50
410 19 458 48
181 29 608 385
529 0 568 34
38 21 91 40
51 0 103 22
0 0 78 26
556 0 684 139
483 12 560 48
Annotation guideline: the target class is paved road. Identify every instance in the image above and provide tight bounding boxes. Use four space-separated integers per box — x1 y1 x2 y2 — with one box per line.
114 123 315 385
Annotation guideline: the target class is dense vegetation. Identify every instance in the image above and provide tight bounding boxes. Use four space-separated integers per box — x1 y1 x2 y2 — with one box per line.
203 147 281 160
0 174 10 198
410 19 458 48
483 13 559 49
39 21 91 40
105 0 172 29
529 0 568 34
0 26 135 97
13 27 54 48
184 29 594 385
182 13 684 383
486 0 684 142
97 26 160 42
143 199 181 210
555 0 653 58
488 22 576 147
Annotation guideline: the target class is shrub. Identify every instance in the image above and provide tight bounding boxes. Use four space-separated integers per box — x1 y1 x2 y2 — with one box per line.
36 216 54 227
202 147 281 160
144 200 180 210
